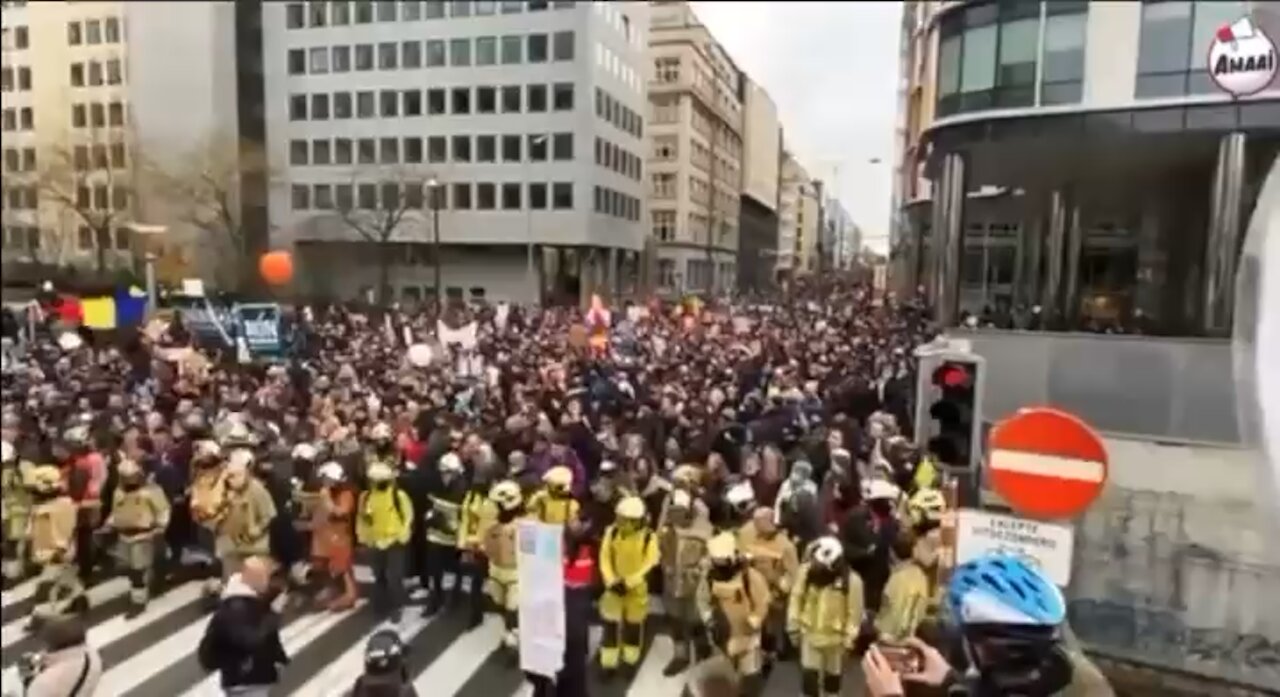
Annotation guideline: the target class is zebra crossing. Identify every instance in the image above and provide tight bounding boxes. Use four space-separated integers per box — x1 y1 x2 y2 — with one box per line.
0 569 869 696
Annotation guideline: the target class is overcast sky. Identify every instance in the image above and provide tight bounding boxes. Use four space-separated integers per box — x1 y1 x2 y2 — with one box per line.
690 1 902 253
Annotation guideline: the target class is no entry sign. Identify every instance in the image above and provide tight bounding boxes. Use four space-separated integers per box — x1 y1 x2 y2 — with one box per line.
987 407 1108 520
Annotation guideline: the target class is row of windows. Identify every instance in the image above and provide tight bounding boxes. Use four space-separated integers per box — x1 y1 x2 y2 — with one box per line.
1 226 40 253
77 226 131 252
4 185 37 210
592 137 641 182
592 185 640 222
594 87 642 140
286 31 575 75
0 66 32 92
593 39 643 96
285 0 576 29
287 82 574 120
1 107 34 132
288 132 574 167
70 59 125 88
2 146 36 173
71 101 126 129
69 143 129 171
290 180 575 212
67 17 121 46
2 26 30 50
1136 0 1248 98
3 184 130 215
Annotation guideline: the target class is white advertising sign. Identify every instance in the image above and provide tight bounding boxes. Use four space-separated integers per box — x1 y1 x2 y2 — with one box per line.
1208 16 1277 97
517 521 565 678
955 509 1075 587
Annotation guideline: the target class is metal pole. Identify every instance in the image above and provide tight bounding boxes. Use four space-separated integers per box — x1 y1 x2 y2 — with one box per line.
144 253 158 314
432 185 442 307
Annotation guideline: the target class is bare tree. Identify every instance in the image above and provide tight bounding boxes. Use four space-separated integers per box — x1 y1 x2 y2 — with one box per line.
36 135 133 276
148 136 271 290
335 166 431 306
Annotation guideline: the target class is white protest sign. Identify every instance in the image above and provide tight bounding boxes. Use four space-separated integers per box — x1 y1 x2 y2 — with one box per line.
517 521 565 677
955 509 1075 586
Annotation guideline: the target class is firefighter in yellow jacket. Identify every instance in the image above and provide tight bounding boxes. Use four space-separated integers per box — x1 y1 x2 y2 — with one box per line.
484 480 525 650
697 532 771 696
457 471 496 628
105 459 171 616
874 529 930 642
658 488 712 676
215 449 277 588
1 441 34 584
188 439 227 598
27 465 84 628
787 536 865 697
599 496 659 676
357 461 413 622
904 487 947 613
526 465 579 525
738 506 799 672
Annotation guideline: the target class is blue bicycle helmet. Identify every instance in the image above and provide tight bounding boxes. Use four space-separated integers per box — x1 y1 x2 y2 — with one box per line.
947 553 1066 627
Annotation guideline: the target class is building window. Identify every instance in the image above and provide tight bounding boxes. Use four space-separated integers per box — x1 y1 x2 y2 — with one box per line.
290 94 307 120
427 39 446 66
451 87 471 113
502 134 521 162
1136 0 1243 98
310 2 328 26
332 1 351 24
552 82 574 110
376 42 396 69
529 134 548 161
552 30 575 61
427 88 446 114
451 38 472 66
477 182 496 210
527 84 547 112
404 136 423 163
453 182 472 209
528 33 548 63
477 135 496 162
1041 1 1087 104
377 0 396 21
552 182 573 210
428 136 447 163
312 93 330 119
313 138 332 165
451 0 472 17
653 136 677 160
652 173 675 198
501 35 522 64
380 89 398 116
405 89 423 115
292 184 310 210
653 210 675 241
380 137 399 163
68 21 82 45
335 138 353 164
426 1 445 19
452 135 471 162
403 40 422 68
357 90 375 118
477 0 496 15
286 3 306 28
658 259 676 287
529 182 547 209
356 43 374 70
476 36 497 65
552 132 573 160
655 57 680 82
355 1 374 22
333 45 351 72
502 182 521 210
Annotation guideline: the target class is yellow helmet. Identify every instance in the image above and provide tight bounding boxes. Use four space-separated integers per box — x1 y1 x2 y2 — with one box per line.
543 465 573 490
615 496 645 521
908 488 947 523
30 465 63 492
707 532 737 562
489 479 523 511
367 461 396 482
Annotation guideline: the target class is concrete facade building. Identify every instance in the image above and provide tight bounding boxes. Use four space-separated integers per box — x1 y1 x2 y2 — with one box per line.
264 0 650 305
776 151 819 277
736 75 781 292
892 0 1279 334
0 0 256 285
646 0 743 296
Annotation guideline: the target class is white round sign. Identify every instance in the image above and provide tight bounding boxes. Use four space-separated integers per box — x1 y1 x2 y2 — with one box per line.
1208 17 1278 97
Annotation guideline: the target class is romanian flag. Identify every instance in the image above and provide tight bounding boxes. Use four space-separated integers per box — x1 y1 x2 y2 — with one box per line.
80 287 148 330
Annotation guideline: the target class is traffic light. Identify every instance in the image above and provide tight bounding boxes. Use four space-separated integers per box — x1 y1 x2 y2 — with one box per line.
914 351 985 470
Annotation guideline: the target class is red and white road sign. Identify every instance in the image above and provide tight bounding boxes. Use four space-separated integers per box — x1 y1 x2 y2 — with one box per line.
987 407 1108 520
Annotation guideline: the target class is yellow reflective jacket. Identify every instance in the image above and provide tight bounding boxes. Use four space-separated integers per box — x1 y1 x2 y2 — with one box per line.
356 485 413 549
599 524 659 589
875 560 930 641
457 489 496 551
109 484 171 540
527 489 579 526
787 562 865 648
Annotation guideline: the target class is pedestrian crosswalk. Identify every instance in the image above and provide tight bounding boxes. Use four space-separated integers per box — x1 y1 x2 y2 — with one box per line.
0 569 868 696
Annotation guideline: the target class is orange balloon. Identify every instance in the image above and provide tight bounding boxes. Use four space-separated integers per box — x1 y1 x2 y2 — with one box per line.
259 250 294 286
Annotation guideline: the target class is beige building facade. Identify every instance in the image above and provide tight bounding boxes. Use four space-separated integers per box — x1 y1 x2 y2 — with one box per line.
776 151 819 276
647 0 744 295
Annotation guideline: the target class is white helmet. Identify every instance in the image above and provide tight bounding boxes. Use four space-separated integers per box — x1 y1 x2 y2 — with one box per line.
1 441 14 464
367 461 396 482
317 461 345 482
439 452 463 474
291 443 318 461
370 423 393 441
863 477 901 502
669 489 692 510
227 447 255 472
726 480 755 509
194 439 222 461
222 421 256 446
811 535 844 567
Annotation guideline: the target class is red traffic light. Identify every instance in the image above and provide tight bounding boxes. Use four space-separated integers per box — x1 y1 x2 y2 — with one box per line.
933 363 971 388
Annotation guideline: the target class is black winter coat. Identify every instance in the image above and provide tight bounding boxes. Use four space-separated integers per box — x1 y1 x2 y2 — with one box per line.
197 592 289 689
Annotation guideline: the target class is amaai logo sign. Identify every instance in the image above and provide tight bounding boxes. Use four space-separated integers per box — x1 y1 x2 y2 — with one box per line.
1209 17 1277 97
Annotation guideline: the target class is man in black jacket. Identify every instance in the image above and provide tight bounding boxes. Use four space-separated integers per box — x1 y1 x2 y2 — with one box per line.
198 556 289 697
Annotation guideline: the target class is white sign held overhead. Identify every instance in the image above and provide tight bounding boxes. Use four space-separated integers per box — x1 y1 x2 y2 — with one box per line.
516 521 565 678
955 509 1075 587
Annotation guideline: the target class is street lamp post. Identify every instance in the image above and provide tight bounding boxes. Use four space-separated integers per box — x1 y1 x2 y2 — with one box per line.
525 134 548 306
128 224 168 313
428 177 442 308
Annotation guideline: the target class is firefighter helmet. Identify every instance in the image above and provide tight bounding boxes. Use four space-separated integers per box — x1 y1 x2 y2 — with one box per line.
117 458 143 479
726 480 755 514
317 461 345 482
707 532 738 562
489 480 523 511
863 477 901 502
543 465 572 491
367 461 396 482
370 423 393 441
193 439 222 462
291 443 318 461
615 496 645 520
439 452 464 475
810 536 844 567
222 421 257 447
227 448 255 472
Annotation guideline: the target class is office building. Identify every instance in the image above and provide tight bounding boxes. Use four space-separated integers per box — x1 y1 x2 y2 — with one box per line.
647 0 744 296
0 0 260 286
893 0 1280 334
265 0 650 304
736 75 781 292
776 151 819 278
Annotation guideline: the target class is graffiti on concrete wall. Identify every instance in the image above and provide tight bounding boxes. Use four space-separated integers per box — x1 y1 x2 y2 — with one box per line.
1068 489 1280 689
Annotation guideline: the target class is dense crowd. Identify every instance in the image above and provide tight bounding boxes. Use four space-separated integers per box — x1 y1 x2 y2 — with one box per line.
0 280 1109 697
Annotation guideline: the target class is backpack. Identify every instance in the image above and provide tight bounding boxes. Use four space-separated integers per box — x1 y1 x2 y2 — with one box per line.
358 486 407 527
